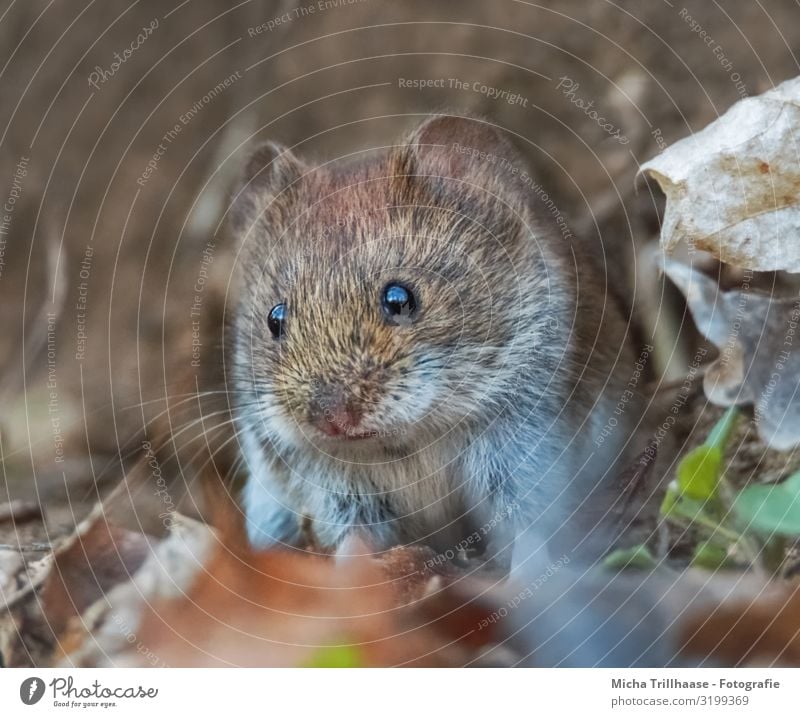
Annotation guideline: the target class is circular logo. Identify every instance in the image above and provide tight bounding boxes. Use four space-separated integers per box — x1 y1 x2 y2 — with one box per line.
19 677 45 706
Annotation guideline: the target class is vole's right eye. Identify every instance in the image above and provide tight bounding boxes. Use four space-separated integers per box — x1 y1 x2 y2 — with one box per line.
381 283 417 322
267 303 287 339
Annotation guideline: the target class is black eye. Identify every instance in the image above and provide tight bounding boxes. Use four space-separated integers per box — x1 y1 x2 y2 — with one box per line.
381 283 417 322
268 303 287 338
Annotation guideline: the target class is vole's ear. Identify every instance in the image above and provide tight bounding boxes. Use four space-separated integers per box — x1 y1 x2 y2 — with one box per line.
228 141 306 234
396 115 522 182
393 115 529 219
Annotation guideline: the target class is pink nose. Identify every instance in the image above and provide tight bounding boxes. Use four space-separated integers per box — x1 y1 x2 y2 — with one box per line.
309 385 363 437
316 407 362 436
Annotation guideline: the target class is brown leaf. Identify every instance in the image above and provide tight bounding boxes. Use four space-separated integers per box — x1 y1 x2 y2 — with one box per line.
681 582 800 665
51 514 214 667
128 541 498 667
641 76 800 272
40 519 150 636
663 259 800 450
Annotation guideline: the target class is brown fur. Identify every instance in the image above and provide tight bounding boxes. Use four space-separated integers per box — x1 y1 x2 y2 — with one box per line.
229 115 648 566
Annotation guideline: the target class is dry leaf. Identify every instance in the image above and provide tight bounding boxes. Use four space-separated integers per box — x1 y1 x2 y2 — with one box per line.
0 550 55 667
52 511 503 667
0 501 43 525
0 550 23 593
663 259 800 450
55 514 215 667
0 502 213 667
40 519 151 637
117 538 501 667
680 582 800 665
641 76 800 272
7 471 800 668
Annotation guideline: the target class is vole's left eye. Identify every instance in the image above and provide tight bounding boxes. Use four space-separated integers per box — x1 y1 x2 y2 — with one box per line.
268 303 287 338
381 283 417 322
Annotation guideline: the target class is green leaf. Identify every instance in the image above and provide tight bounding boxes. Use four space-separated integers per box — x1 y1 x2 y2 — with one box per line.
691 540 733 570
733 472 800 537
669 494 714 523
704 406 740 452
603 544 658 570
303 644 364 668
677 445 723 500
671 408 738 503
660 481 681 517
660 482 710 521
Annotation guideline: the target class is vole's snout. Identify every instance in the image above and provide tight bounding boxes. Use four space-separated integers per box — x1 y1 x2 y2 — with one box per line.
307 382 365 438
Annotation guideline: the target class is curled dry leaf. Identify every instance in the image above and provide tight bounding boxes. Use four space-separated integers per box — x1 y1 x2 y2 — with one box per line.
0 501 213 667
40 519 152 638
663 259 800 450
54 514 215 667
640 75 800 273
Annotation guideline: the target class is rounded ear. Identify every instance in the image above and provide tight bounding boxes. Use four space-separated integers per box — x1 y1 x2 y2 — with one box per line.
397 114 523 181
392 115 532 238
228 141 306 234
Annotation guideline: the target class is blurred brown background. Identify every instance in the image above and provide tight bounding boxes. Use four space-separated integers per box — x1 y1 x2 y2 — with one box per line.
0 0 798 538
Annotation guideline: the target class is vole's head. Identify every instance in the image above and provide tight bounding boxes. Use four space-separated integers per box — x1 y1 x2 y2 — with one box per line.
230 116 553 453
